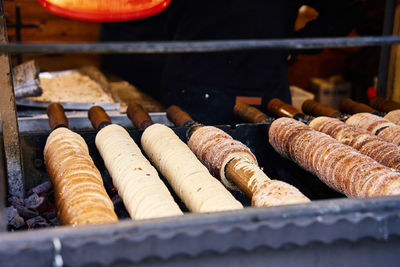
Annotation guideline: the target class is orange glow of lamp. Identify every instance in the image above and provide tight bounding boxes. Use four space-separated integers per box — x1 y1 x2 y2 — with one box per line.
38 0 171 22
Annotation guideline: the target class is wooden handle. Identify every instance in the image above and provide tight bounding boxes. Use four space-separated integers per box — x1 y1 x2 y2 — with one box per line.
302 99 341 118
369 96 400 112
339 98 377 114
166 105 195 127
225 159 253 198
88 106 112 131
127 102 154 130
233 102 268 123
267 98 301 118
46 103 68 130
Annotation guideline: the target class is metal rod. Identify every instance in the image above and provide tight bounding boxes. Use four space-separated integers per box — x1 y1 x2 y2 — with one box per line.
0 131 5 232
0 36 399 54
377 0 396 97
15 4 22 64
0 1 24 198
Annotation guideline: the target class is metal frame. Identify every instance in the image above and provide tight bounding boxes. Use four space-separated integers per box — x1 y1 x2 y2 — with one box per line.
1 195 400 266
378 0 397 97
0 0 24 202
0 36 398 54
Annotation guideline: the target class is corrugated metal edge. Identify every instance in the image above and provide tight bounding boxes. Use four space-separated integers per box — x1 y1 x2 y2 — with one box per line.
1 196 400 266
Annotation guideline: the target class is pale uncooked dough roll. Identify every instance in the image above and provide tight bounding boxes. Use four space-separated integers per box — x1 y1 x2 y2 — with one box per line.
95 124 183 219
188 126 257 189
269 118 400 197
141 123 243 212
44 127 118 226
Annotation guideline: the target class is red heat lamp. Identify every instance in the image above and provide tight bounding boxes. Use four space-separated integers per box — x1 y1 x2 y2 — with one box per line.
37 0 171 22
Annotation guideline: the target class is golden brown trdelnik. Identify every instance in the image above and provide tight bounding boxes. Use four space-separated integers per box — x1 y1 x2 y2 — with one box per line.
188 126 310 207
346 113 400 146
309 116 400 171
269 117 400 198
44 127 118 226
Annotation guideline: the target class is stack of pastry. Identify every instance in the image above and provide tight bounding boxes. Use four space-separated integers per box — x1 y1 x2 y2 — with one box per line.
141 123 243 212
44 127 118 226
95 124 183 219
269 118 400 197
309 116 400 170
346 113 400 145
188 126 310 206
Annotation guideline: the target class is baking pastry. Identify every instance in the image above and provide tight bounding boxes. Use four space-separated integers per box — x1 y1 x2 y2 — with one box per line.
95 124 183 219
141 123 243 212
384 109 400 125
309 116 400 170
44 127 118 226
269 118 400 197
188 126 310 206
230 157 310 206
346 113 400 145
188 126 256 189
346 113 395 134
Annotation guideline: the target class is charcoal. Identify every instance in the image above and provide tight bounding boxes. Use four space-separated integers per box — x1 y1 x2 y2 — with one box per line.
49 217 60 226
41 190 55 199
7 207 25 229
24 193 46 211
26 216 47 229
31 181 52 195
9 215 25 229
35 222 51 228
8 195 24 206
112 194 122 205
7 206 18 222
44 191 55 205
41 210 57 220
15 206 39 219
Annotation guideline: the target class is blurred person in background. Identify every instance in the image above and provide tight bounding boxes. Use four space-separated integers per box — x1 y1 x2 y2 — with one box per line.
101 0 364 125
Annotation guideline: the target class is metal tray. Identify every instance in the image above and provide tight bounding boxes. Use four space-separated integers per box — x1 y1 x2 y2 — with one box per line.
16 68 120 111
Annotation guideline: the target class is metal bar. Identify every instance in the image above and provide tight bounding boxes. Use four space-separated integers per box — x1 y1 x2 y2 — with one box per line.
0 1 24 197
14 4 21 64
0 136 5 232
1 194 400 266
377 0 396 97
0 36 398 54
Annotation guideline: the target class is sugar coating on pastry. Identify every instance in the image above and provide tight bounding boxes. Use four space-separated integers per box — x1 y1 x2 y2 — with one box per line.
188 126 257 189
252 180 310 207
309 116 400 172
384 110 400 126
346 113 395 134
269 118 400 198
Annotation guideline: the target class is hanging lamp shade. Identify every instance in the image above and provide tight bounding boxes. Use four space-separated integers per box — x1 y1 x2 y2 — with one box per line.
37 0 171 22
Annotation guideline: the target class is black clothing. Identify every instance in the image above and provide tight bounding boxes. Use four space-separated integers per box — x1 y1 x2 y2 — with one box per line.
101 0 363 125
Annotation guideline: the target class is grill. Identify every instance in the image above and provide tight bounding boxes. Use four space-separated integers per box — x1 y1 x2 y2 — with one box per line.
2 116 400 266
1 0 400 265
